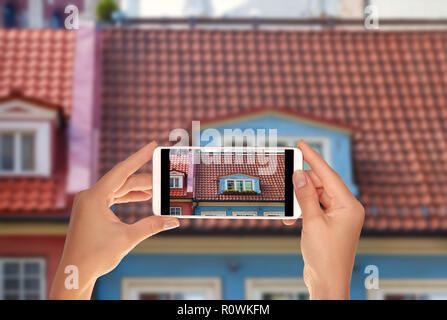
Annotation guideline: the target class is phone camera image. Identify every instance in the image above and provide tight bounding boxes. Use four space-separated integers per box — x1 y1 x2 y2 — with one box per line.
160 149 295 218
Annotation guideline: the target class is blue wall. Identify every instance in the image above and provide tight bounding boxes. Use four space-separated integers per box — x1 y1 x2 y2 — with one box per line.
194 204 284 216
199 115 358 195
95 253 447 300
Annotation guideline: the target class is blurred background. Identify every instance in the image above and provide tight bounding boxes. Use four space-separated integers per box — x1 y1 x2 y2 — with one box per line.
1 0 447 300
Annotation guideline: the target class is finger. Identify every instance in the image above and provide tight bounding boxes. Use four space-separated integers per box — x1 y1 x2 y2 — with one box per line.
113 191 152 205
307 170 332 209
283 219 297 225
127 216 180 244
298 140 352 200
114 174 152 198
293 170 323 220
98 141 157 194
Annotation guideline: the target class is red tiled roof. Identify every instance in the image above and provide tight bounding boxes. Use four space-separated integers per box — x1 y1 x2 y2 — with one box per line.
170 154 189 174
0 30 75 216
0 176 66 215
0 29 76 117
194 153 284 201
100 28 447 233
0 131 68 216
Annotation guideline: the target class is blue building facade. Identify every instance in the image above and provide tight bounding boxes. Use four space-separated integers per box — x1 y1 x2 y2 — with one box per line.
95 110 447 300
96 249 447 300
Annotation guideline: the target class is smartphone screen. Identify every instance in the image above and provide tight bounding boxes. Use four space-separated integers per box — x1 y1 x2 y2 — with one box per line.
160 148 296 218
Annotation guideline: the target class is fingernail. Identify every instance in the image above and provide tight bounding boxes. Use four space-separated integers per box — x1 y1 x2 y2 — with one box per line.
163 218 180 230
293 171 307 188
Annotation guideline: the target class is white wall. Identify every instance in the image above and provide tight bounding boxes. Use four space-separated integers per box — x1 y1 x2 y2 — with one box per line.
371 0 447 18
126 0 447 19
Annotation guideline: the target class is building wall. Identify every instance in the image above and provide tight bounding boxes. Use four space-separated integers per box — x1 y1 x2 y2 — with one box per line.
169 200 193 215
195 203 284 216
0 235 65 298
95 250 447 300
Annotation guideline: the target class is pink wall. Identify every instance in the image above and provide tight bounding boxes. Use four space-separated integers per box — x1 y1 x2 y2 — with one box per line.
67 21 101 193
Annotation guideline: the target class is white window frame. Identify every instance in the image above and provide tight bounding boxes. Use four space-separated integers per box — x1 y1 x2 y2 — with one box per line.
0 131 36 173
122 277 222 300
0 257 46 300
263 212 285 217
169 207 182 215
0 122 51 176
232 212 258 217
169 175 183 189
28 0 44 28
225 179 255 191
276 136 331 165
245 278 308 300
200 211 226 216
367 279 447 300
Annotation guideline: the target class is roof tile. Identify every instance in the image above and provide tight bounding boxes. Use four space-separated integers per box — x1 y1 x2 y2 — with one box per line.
100 28 447 233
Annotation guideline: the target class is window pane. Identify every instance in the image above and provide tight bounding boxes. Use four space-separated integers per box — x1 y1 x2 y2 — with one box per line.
4 293 20 300
1 133 15 170
24 293 40 300
170 177 180 188
227 180 234 190
24 278 40 290
4 278 19 290
244 180 253 190
236 181 243 191
169 207 181 215
21 133 35 171
24 262 40 275
4 262 19 275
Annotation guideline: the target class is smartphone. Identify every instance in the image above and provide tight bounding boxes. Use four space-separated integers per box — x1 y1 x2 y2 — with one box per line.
152 147 302 219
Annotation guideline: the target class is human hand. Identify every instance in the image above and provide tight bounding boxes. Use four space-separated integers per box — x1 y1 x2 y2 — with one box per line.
50 141 179 299
284 140 364 300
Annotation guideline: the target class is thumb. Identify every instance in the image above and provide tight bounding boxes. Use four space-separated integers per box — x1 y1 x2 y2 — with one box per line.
293 171 322 220
127 216 179 244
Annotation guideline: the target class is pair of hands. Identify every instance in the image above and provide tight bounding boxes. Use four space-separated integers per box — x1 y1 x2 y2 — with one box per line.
50 140 364 300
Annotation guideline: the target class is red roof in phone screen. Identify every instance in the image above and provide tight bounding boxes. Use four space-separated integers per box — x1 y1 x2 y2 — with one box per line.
170 154 193 198
194 153 284 201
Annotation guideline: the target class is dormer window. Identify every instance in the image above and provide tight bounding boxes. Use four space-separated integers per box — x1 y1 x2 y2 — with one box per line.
0 95 60 177
226 179 254 192
170 176 182 188
0 131 35 173
220 174 260 194
169 171 184 188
